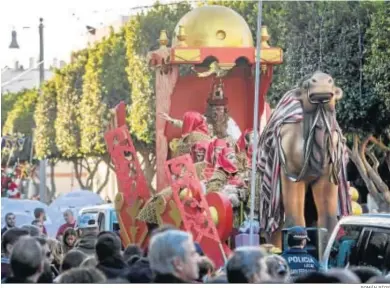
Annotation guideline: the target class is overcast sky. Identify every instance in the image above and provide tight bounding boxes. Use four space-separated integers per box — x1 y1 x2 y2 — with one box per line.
0 0 177 69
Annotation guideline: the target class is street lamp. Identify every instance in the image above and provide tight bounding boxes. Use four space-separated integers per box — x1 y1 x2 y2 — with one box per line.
9 30 20 49
8 18 47 204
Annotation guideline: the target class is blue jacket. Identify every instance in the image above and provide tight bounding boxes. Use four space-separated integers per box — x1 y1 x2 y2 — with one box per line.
281 248 321 277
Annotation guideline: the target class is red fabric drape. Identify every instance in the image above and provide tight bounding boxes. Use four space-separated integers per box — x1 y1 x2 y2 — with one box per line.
181 111 208 137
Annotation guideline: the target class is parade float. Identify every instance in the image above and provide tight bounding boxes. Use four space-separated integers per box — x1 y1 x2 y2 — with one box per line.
105 4 353 267
105 5 282 267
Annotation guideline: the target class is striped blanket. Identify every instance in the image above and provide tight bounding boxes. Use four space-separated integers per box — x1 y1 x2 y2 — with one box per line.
257 89 351 233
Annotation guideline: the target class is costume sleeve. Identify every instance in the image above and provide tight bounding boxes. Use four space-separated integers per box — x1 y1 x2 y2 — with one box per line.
227 117 242 141
206 170 227 193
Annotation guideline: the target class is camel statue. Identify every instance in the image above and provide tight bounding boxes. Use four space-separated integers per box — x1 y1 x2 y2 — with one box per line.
256 71 352 247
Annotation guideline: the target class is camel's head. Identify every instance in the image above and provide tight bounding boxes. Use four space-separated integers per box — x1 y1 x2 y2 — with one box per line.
295 71 343 112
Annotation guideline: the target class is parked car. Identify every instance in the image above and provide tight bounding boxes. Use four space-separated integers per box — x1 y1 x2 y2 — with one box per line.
322 214 390 273
77 204 119 233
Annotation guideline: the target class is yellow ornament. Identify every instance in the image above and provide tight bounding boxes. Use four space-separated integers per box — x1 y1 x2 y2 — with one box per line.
349 186 359 202
179 188 193 200
169 138 180 154
352 201 362 215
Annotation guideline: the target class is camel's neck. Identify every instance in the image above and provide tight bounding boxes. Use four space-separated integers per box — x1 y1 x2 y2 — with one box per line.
302 106 336 178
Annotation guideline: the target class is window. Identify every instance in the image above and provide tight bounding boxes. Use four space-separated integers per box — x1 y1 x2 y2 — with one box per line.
328 224 363 269
97 212 105 232
358 230 390 273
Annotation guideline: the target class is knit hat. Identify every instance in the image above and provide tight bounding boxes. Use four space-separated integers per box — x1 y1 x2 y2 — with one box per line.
95 233 121 261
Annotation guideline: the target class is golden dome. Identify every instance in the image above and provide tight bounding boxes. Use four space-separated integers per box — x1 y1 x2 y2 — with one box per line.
172 5 254 48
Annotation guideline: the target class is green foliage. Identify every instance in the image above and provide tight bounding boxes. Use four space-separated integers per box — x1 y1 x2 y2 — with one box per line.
363 2 390 136
124 2 191 144
1 91 24 129
2 89 38 136
34 79 57 159
125 18 155 144
55 50 88 158
101 28 130 108
80 43 108 156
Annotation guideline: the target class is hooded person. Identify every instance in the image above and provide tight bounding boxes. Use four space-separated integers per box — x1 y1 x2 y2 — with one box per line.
191 140 210 182
206 147 248 228
202 138 229 181
170 111 211 158
74 213 99 256
95 233 129 280
235 128 258 169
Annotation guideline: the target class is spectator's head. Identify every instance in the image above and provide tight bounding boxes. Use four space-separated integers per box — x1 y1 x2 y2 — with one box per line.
95 233 122 262
47 238 63 265
350 266 382 283
58 267 106 283
10 236 44 282
63 209 75 224
294 271 342 283
126 257 153 283
123 244 143 262
60 250 87 273
63 227 77 248
76 213 99 238
287 226 309 248
264 254 289 282
34 236 51 260
2 227 29 257
80 256 98 268
4 212 16 228
21 224 40 237
127 255 142 266
226 246 269 283
34 208 46 222
31 219 44 235
198 256 215 282
148 230 199 282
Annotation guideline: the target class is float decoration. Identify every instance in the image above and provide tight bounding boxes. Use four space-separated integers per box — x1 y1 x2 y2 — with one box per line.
105 102 151 249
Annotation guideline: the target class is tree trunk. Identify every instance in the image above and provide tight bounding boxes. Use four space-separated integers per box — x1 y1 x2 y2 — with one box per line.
347 134 390 212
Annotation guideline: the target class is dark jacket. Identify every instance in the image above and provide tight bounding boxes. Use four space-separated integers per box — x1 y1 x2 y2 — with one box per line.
74 234 97 255
96 258 129 280
1 257 11 281
126 258 153 283
281 248 321 278
153 273 189 283
1 226 9 235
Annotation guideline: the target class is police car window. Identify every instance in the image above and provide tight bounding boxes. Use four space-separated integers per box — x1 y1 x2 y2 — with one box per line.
328 225 362 269
359 230 390 272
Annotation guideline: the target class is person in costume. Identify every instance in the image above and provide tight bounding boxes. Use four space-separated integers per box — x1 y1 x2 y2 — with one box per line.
191 141 209 164
170 111 211 158
235 129 257 171
206 147 248 228
160 81 241 145
201 138 229 181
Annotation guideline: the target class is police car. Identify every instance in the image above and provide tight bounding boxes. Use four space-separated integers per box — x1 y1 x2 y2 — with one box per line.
77 204 119 233
322 214 390 272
